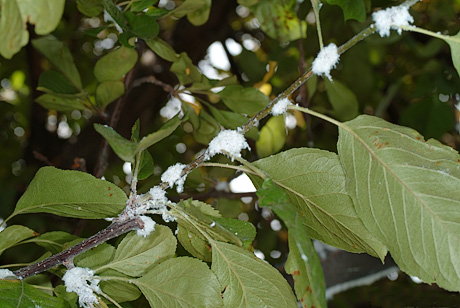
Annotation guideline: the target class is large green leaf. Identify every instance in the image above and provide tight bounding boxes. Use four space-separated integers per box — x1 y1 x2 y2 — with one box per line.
101 226 177 276
324 79 359 122
0 280 67 308
36 93 86 111
94 46 138 82
136 257 223 307
12 167 127 219
0 225 37 256
337 115 460 291
325 0 366 22
37 70 80 95
32 36 82 90
187 0 211 26
251 148 387 258
219 84 270 116
0 0 28 59
257 179 326 308
445 30 460 78
17 0 65 35
94 123 138 163
211 241 298 308
252 0 306 41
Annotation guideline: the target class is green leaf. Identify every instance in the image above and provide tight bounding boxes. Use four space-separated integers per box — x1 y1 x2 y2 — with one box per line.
256 115 286 158
207 105 259 140
98 269 142 302
177 226 212 261
285 216 326 308
219 84 270 115
0 225 37 256
102 226 177 276
0 280 67 308
257 179 326 307
103 0 129 30
36 93 86 111
131 0 158 12
0 0 28 59
170 52 203 85
324 79 359 121
251 148 387 258
94 46 138 82
325 0 366 22
137 114 183 152
213 217 256 249
211 241 298 308
94 123 138 163
444 31 460 78
77 0 104 17
37 70 80 94
136 257 223 307
337 114 460 291
13 166 127 219
96 80 125 107
32 231 80 254
145 37 180 62
252 0 306 41
237 0 260 6
124 11 159 39
137 150 155 180
54 285 78 307
193 109 221 144
187 0 211 26
170 0 207 18
32 36 82 90
75 243 115 269
17 0 65 35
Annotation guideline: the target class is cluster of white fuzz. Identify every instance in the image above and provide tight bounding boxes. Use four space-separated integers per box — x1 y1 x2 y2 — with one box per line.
271 98 292 116
146 186 176 223
63 267 101 308
0 269 16 279
372 3 415 37
136 215 156 237
161 163 187 193
207 130 250 160
311 43 340 81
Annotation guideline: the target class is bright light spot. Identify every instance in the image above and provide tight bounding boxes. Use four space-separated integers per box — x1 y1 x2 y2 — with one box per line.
285 113 297 129
270 250 281 259
160 97 183 120
141 50 156 66
387 271 399 281
238 212 249 221
0 217 6 232
261 208 272 220
410 276 423 284
306 11 316 24
176 143 187 154
229 173 256 193
13 127 24 137
208 42 230 71
270 219 282 231
241 196 253 204
46 115 57 132
57 119 72 139
254 249 265 260
215 181 229 192
123 162 132 175
225 38 242 56
439 93 449 102
241 34 260 51
12 159 25 176
236 5 250 18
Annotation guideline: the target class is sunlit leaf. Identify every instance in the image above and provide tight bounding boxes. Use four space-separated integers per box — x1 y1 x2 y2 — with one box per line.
0 280 67 308
170 0 206 18
131 0 158 12
170 52 204 85
211 241 298 308
256 115 286 158
103 226 177 277
94 123 138 163
94 46 138 82
12 167 127 219
0 225 37 256
136 257 223 307
337 114 460 291
445 30 460 78
17 0 65 35
0 0 28 59
187 0 211 26
251 148 387 258
219 84 269 116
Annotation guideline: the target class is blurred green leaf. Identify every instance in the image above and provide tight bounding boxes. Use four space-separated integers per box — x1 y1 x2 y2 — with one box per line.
171 52 203 85
238 0 260 6
0 225 37 256
187 0 211 26
124 11 159 38
94 46 138 82
103 226 177 277
0 280 67 308
94 123 138 163
208 105 259 140
17 0 65 35
103 0 129 29
337 114 460 291
324 79 359 121
193 109 221 144
170 0 207 18
0 0 28 59
96 80 125 107
33 36 82 90
325 0 366 22
145 37 180 62
12 167 127 219
36 93 86 111
131 0 158 12
77 0 104 17
219 84 269 115
211 241 298 308
137 257 223 307
38 70 80 94
445 30 460 78
252 0 306 41
256 115 286 158
137 114 183 152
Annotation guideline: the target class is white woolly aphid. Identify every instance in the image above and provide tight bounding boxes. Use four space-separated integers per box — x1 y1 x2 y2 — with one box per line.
311 43 340 81
136 215 156 237
62 267 101 308
161 163 187 193
0 269 16 279
271 98 292 116
207 130 250 160
372 3 414 37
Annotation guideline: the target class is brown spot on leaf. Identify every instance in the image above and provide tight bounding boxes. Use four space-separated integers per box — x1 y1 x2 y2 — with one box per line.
109 193 113 197
108 186 111 190
291 270 301 276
